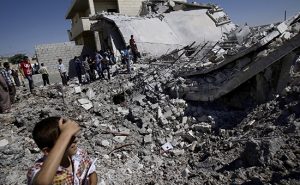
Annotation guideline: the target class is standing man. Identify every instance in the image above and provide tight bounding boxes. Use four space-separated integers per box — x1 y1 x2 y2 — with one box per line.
0 73 10 113
1 62 16 103
57 59 68 86
129 35 139 63
38 63 50 86
11 68 21 87
95 51 103 79
19 56 34 93
74 56 82 84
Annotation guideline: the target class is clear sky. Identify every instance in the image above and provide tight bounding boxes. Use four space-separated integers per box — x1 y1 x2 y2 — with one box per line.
0 0 299 57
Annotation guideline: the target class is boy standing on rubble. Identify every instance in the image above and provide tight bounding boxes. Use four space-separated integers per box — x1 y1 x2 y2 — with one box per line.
58 59 68 86
27 117 98 185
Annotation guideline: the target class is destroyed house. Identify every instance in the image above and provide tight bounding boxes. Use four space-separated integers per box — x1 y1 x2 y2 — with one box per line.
89 2 235 56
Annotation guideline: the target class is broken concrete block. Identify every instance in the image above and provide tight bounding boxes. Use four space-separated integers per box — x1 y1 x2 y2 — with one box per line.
74 86 81 94
132 94 146 106
181 116 188 124
181 168 191 177
276 22 288 34
101 140 110 147
117 107 129 115
0 139 9 147
172 149 185 156
193 122 212 133
78 98 93 110
86 88 96 100
164 110 173 119
161 142 173 151
113 136 127 143
93 119 100 127
144 134 152 144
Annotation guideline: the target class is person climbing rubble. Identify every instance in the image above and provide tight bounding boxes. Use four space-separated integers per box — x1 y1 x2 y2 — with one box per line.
57 58 68 86
27 117 98 185
1 62 16 103
19 56 34 93
129 35 140 63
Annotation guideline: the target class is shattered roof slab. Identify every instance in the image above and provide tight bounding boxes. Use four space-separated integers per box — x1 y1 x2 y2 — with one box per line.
91 9 235 56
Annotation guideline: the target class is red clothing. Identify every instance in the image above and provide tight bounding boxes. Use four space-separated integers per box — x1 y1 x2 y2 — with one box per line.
20 60 32 76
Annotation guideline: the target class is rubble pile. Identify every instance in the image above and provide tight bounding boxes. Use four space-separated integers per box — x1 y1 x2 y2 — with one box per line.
0 56 300 184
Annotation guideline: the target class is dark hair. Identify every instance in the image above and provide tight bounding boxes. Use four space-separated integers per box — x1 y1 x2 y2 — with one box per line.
40 63 44 66
58 58 62 62
32 117 61 150
3 62 9 68
23 56 28 60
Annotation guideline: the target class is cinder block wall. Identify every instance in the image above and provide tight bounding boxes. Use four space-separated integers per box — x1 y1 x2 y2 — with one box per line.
35 42 86 83
118 0 144 16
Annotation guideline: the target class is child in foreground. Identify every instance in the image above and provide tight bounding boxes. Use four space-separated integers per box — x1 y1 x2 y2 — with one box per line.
27 117 98 185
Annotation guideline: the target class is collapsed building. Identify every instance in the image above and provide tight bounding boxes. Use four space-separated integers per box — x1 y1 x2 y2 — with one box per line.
90 2 235 56
3 1 300 184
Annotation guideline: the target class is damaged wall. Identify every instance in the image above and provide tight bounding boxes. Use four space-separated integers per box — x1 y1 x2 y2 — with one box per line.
118 0 145 16
35 42 91 83
91 9 235 56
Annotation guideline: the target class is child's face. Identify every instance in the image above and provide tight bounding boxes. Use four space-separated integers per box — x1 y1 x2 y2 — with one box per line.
65 136 78 156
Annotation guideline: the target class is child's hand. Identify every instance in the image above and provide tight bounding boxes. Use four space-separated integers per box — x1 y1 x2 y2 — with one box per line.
59 118 80 137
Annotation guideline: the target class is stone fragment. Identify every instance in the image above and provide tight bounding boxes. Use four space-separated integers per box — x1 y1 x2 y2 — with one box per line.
172 149 185 156
113 136 127 143
161 142 173 151
101 140 110 147
0 139 9 147
86 88 96 100
144 134 152 144
193 122 211 133
117 107 129 115
74 86 81 94
182 116 188 124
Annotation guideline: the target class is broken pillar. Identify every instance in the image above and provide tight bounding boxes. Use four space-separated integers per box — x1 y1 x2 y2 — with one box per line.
276 52 296 94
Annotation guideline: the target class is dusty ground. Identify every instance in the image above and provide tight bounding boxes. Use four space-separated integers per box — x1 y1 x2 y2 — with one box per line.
0 62 299 185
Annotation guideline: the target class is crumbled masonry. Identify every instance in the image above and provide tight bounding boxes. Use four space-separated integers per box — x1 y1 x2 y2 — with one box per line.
1 1 300 184
0 52 300 184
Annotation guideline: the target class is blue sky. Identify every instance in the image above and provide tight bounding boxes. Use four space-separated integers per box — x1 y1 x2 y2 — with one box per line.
0 0 299 56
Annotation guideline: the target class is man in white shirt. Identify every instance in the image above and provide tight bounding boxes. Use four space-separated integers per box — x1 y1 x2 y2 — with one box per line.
58 59 68 86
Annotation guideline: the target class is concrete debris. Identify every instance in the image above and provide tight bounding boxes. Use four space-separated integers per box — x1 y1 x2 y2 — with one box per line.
161 142 173 151
1 4 300 185
0 139 9 147
74 86 82 94
78 98 93 110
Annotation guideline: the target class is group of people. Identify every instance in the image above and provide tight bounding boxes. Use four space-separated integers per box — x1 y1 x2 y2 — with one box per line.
72 48 116 84
0 56 35 113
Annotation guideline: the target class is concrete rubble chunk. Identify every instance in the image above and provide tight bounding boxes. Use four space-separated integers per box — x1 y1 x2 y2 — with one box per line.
0 139 9 147
113 136 127 143
161 142 173 151
144 134 152 144
74 86 82 94
192 122 212 133
78 98 93 110
101 140 110 147
86 88 96 100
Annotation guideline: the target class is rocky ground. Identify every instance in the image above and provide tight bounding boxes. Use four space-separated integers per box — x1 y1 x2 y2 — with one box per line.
0 61 299 185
